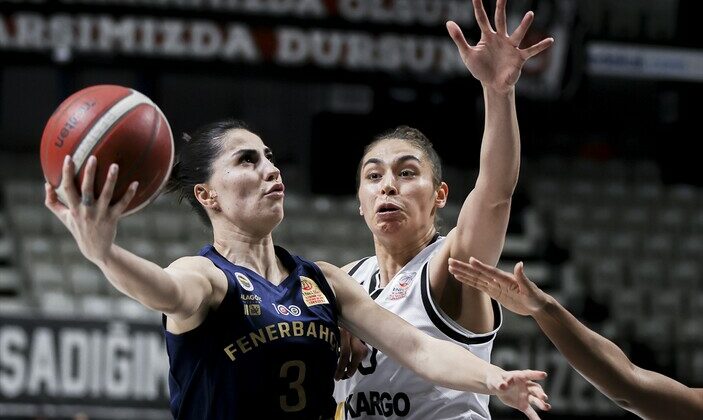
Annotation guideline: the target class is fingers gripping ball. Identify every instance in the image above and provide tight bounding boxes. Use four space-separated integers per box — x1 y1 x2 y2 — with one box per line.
40 85 174 215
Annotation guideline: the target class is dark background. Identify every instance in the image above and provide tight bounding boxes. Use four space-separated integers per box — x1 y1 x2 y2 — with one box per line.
1 1 701 419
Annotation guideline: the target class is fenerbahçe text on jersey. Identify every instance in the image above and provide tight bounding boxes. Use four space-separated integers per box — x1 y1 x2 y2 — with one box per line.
163 245 340 419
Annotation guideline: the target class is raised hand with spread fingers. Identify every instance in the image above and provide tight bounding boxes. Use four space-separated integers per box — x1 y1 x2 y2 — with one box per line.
447 0 554 93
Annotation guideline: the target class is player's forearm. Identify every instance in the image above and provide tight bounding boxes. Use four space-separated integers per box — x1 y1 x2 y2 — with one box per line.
532 296 638 402
534 301 703 419
95 244 180 312
476 87 520 202
623 369 703 420
411 334 503 394
347 300 501 395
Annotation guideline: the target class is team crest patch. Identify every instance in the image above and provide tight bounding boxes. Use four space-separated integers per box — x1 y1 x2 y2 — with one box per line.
300 276 329 307
388 272 415 301
235 272 254 291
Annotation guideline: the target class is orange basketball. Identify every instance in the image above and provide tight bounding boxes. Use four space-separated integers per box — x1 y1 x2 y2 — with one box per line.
40 85 174 215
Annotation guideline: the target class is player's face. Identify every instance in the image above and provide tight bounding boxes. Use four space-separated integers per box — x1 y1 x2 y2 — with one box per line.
207 129 285 234
358 139 439 236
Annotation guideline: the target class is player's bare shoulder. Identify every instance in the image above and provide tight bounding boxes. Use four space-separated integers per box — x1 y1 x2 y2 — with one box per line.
168 254 216 270
166 255 228 300
167 255 218 277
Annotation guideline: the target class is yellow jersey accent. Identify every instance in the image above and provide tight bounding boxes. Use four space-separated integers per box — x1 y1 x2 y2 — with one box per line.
335 401 345 420
300 276 329 307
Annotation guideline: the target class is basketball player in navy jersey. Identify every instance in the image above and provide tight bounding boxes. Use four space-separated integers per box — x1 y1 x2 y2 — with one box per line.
45 120 551 419
334 0 554 418
448 257 703 420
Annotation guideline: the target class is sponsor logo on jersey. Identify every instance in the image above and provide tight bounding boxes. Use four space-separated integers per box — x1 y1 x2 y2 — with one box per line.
343 391 410 418
387 271 415 301
300 276 329 307
240 294 262 302
235 272 254 291
273 304 302 316
243 304 261 316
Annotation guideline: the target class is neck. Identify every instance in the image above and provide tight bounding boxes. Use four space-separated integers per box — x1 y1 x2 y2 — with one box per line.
373 226 437 287
211 220 288 285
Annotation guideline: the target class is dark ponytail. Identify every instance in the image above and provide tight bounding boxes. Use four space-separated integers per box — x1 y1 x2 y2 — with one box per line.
166 119 250 227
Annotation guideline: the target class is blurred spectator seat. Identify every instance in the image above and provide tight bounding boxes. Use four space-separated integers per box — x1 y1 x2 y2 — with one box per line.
39 291 76 316
11 205 51 234
115 297 159 322
80 295 113 318
0 296 31 315
0 267 21 296
67 263 105 295
28 261 66 293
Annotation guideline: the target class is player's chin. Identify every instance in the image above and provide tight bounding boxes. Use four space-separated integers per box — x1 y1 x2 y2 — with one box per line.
376 219 406 234
257 207 284 231
268 204 285 220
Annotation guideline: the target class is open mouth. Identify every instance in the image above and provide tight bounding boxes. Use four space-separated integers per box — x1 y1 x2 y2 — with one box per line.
376 203 401 213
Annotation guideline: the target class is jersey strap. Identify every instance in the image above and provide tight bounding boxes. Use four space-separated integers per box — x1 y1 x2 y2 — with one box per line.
420 262 502 345
347 257 371 277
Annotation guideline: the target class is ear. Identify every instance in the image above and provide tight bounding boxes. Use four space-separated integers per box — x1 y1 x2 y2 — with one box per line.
194 183 220 211
435 182 448 209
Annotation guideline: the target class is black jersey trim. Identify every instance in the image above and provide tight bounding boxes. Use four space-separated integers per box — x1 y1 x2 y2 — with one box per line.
368 269 380 297
429 232 441 245
420 263 501 345
347 257 371 276
370 288 384 300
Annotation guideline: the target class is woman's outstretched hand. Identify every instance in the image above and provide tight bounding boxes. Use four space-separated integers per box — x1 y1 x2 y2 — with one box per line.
45 155 138 265
449 257 549 317
488 369 550 420
447 0 554 93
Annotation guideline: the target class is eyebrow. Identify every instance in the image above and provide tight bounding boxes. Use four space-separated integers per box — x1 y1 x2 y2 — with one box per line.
231 147 273 158
232 149 257 158
362 154 421 168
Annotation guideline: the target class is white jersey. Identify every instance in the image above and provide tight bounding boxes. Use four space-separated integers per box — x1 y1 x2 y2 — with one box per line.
334 236 502 420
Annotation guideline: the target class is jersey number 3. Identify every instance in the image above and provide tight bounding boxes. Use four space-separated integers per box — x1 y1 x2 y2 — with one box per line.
280 360 306 412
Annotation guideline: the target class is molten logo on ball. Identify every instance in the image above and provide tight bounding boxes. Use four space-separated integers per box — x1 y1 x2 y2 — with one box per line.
40 85 174 215
55 100 96 148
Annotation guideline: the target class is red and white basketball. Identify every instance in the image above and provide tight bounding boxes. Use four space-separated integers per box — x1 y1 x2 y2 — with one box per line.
40 85 174 215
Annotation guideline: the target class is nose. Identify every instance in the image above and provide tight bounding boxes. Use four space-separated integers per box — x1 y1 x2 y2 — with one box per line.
264 160 280 182
381 176 398 196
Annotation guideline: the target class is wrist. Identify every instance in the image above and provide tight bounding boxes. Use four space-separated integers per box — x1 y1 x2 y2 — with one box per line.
482 84 515 98
531 293 556 319
485 367 506 394
92 244 116 271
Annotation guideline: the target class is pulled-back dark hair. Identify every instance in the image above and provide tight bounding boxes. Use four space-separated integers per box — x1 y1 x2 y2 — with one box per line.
356 125 443 189
166 118 249 227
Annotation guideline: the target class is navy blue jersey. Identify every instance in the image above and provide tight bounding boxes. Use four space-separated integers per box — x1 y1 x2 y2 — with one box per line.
163 245 340 419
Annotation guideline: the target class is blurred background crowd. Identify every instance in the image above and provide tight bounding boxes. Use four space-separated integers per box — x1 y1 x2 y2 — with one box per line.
0 0 701 418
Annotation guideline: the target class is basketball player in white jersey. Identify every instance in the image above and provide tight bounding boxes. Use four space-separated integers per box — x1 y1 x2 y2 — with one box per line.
334 0 554 418
449 257 703 420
